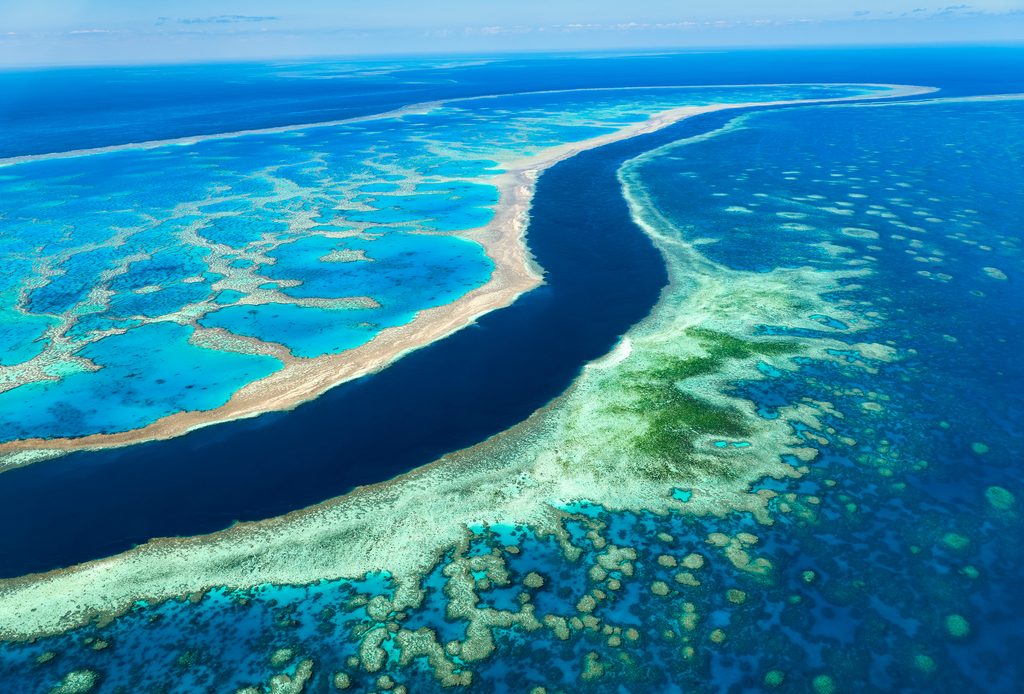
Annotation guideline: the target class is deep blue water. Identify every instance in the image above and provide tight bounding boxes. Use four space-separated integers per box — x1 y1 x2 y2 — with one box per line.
2 45 1023 158
0 48 1020 577
0 92 688 576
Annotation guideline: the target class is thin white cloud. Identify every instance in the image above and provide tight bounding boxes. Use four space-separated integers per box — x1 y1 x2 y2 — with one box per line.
175 16 280 25
467 25 533 36
456 5 1012 39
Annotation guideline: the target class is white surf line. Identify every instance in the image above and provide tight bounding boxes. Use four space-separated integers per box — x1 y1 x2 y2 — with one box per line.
0 83 932 168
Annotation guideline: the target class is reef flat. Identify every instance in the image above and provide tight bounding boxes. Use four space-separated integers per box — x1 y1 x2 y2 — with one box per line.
1 85 1020 691
0 83 922 464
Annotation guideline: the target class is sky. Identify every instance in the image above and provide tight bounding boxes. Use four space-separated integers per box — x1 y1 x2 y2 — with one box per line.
0 1 1022 66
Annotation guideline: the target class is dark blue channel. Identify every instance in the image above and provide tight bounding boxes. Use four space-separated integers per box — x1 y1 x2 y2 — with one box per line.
0 110 757 578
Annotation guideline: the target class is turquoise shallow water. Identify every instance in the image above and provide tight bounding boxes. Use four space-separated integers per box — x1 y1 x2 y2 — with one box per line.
1 76 1021 692
201 232 490 358
0 323 282 440
0 84 874 443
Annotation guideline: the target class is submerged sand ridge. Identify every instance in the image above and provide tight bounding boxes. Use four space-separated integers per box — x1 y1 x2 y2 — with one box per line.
0 84 934 466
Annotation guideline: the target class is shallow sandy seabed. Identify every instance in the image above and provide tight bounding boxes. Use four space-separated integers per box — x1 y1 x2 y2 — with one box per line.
0 84 940 640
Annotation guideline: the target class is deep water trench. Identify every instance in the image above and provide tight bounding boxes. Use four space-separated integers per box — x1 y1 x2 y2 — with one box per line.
0 108 779 576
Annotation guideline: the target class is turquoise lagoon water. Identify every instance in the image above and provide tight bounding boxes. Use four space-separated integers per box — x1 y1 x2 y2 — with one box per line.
0 323 282 441
0 68 1021 692
0 83 876 442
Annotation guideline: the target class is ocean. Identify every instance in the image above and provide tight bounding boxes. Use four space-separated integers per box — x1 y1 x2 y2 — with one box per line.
0 47 1021 692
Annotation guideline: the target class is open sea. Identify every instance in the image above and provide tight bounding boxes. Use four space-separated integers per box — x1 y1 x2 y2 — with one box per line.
0 47 1021 692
